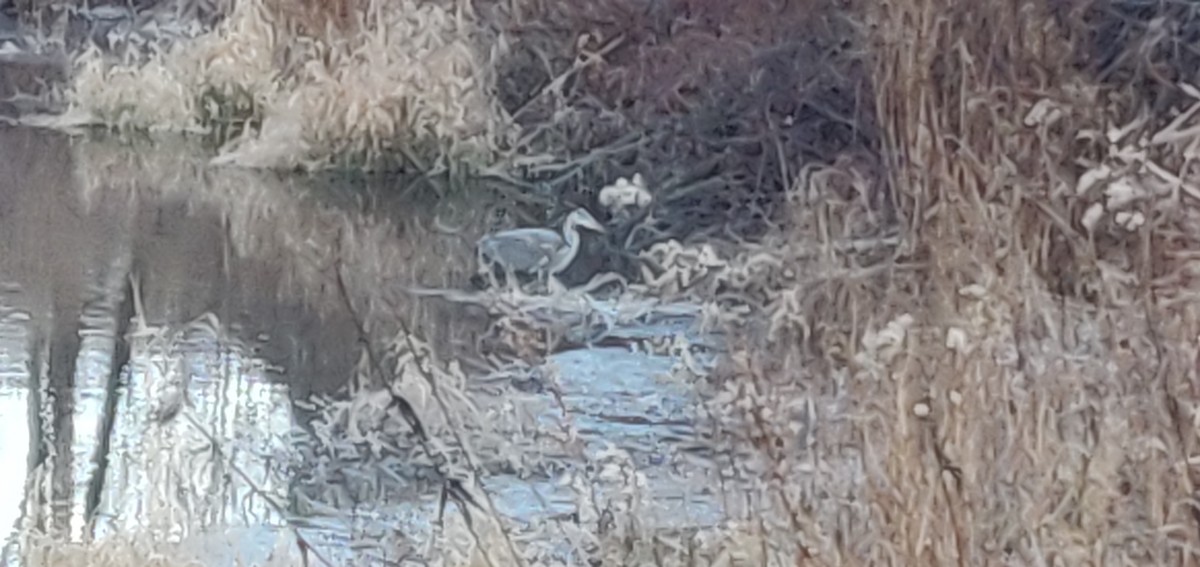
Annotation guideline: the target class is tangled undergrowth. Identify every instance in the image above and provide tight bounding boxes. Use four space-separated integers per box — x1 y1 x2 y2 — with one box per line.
477 0 877 241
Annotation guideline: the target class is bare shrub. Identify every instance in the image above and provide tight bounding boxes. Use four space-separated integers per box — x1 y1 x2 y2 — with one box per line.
1057 0 1200 114
481 0 880 241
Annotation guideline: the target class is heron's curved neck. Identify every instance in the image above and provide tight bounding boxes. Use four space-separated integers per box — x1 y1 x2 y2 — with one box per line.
561 218 581 246
550 218 583 274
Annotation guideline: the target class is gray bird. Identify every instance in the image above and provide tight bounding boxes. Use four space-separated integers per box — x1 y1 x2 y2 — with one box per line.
477 208 606 290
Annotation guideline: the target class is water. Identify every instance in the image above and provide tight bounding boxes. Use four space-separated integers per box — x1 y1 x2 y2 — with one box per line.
0 125 730 566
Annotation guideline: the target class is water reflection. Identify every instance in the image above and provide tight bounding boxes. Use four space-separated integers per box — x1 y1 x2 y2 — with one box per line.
0 125 728 566
0 125 490 558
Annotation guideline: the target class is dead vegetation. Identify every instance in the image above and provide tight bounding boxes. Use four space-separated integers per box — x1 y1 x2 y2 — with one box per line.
45 0 511 171
661 0 1200 564
478 0 876 243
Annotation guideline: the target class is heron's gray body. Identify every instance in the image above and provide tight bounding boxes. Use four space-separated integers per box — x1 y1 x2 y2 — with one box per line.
476 208 605 288
478 228 563 271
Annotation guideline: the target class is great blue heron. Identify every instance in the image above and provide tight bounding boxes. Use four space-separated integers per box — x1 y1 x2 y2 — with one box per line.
477 208 606 291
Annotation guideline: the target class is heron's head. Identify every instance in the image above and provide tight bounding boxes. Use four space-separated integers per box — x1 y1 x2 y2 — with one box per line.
567 208 606 233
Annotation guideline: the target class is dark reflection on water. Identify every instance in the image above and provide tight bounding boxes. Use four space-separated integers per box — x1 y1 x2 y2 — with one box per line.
0 126 489 390
0 125 494 555
0 125 726 565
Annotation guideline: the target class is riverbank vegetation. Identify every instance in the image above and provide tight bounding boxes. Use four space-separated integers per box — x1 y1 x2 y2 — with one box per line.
10 0 1200 564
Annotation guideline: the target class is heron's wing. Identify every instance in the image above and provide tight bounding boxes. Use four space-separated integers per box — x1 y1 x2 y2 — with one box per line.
487 229 564 254
499 228 564 244
477 229 565 272
530 235 565 259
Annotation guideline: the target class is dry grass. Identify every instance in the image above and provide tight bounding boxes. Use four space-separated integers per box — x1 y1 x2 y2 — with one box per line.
673 0 1200 564
58 0 511 171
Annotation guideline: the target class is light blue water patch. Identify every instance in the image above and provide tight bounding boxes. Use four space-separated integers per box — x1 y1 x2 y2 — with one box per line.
476 346 728 530
0 308 30 385
0 389 28 551
550 347 695 440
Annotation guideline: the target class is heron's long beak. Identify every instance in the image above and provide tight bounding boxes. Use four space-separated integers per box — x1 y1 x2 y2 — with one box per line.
581 216 606 233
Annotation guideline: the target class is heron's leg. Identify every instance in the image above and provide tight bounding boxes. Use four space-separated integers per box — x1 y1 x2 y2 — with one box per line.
543 270 560 296
547 274 567 296
504 266 520 295
490 263 504 291
478 250 499 290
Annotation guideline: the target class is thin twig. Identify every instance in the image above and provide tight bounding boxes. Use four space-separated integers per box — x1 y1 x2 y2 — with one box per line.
177 410 336 567
508 33 627 123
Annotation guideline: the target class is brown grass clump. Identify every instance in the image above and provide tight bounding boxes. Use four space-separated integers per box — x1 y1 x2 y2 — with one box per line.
61 0 511 171
682 0 1200 564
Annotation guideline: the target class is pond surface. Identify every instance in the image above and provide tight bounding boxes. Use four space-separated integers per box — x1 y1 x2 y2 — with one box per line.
0 125 737 565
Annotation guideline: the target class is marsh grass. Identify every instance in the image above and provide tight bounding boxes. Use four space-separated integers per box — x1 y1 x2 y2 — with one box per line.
673 0 1200 564
59 0 510 171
